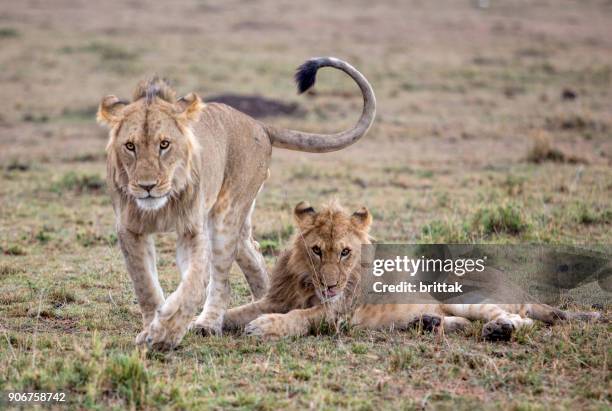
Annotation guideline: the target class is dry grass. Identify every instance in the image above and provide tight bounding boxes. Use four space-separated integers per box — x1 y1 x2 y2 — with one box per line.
527 130 588 164
1 0 611 409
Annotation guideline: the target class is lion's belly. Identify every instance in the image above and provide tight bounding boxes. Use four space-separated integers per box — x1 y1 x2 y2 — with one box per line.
194 104 273 212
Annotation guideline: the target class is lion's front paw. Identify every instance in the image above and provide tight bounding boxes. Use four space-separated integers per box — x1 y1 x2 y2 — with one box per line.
142 317 186 351
135 329 149 346
137 303 193 351
245 314 287 339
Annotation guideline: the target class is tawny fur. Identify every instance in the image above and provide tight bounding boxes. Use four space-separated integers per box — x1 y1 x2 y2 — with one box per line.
97 58 376 350
224 201 370 337
226 202 601 341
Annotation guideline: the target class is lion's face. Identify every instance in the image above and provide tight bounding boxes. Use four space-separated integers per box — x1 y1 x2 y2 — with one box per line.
109 102 195 211
293 201 372 303
97 79 203 211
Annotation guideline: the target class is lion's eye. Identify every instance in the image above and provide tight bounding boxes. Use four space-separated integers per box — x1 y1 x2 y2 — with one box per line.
160 140 170 150
341 248 351 257
125 142 135 151
311 245 322 257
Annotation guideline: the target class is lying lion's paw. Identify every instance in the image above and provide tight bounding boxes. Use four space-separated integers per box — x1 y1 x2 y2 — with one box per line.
482 318 514 342
420 314 442 332
244 314 285 339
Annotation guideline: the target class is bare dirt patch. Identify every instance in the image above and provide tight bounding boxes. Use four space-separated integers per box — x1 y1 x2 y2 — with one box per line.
205 94 305 118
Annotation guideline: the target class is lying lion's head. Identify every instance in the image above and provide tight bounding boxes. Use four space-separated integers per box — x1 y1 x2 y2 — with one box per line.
292 200 372 303
97 78 203 211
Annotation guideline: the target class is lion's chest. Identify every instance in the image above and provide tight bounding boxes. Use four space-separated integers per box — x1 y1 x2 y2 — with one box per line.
120 199 199 235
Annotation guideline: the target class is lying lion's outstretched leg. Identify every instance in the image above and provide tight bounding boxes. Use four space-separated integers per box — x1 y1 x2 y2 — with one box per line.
235 198 269 299
352 304 427 329
245 305 327 338
442 304 534 341
351 304 451 332
223 298 280 330
441 316 472 333
508 303 601 325
118 231 165 345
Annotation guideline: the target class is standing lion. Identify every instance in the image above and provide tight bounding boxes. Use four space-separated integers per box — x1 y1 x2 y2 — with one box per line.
96 57 376 349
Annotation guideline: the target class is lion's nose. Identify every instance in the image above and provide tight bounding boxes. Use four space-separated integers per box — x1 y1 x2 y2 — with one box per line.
138 182 157 192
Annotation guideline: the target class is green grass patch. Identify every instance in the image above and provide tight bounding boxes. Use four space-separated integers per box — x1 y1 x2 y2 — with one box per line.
0 263 26 277
420 203 530 242
22 113 49 123
258 224 294 255
2 244 27 256
572 203 612 225
0 27 18 38
51 171 105 194
76 228 117 248
59 106 98 123
48 288 77 307
5 159 31 172
102 351 151 408
388 348 415 371
472 203 530 236
351 343 368 354
35 226 53 244
420 219 472 243
62 41 139 61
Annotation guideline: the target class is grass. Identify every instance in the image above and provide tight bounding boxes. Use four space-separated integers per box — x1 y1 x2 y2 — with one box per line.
2 322 609 409
0 27 18 38
572 203 612 225
471 203 530 236
51 171 106 194
258 224 294 255
0 0 611 409
419 203 530 242
419 219 472 243
2 244 27 256
61 41 140 61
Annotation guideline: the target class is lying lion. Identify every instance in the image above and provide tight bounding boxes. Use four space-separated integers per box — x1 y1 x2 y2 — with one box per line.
224 201 600 341
97 58 376 349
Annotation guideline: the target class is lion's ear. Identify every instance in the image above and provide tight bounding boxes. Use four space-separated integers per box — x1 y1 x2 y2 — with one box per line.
97 95 128 127
294 201 316 228
176 92 204 123
351 207 372 232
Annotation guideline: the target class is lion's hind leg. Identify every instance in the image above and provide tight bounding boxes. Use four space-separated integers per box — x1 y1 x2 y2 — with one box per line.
442 304 533 341
351 304 445 332
235 199 269 299
441 316 471 333
519 303 601 325
193 202 250 336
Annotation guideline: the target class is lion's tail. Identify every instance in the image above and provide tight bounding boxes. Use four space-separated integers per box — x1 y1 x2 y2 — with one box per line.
265 57 376 153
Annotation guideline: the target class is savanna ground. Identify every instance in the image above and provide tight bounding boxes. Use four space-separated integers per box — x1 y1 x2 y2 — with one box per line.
0 0 611 409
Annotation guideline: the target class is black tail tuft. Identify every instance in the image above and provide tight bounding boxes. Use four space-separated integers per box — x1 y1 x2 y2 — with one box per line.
294 59 322 94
